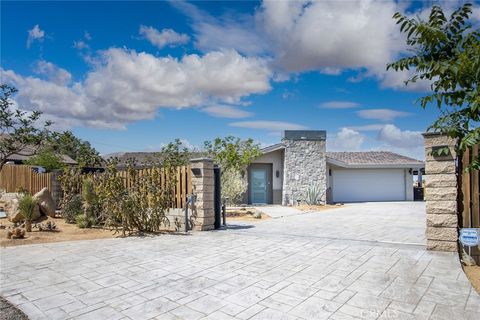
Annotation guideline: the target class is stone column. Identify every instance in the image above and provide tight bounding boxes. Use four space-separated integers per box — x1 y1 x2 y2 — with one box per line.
282 131 327 205
190 158 215 231
423 133 458 252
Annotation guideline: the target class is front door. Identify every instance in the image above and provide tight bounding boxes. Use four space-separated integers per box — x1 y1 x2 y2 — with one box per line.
250 168 267 204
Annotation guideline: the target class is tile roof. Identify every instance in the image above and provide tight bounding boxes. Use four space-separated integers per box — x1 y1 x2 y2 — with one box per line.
326 151 423 166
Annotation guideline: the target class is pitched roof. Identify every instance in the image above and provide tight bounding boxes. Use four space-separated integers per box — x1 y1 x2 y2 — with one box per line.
326 151 424 168
7 152 77 165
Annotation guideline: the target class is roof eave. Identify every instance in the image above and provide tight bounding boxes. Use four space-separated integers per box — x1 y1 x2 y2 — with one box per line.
326 158 424 169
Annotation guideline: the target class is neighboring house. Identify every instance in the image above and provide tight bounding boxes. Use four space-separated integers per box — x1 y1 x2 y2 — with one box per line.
5 149 77 166
247 130 424 205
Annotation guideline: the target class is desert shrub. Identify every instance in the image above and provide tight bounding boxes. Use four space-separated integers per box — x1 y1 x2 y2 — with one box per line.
82 177 96 221
62 194 82 223
58 167 83 209
305 184 325 205
59 139 188 236
18 194 37 231
221 168 247 205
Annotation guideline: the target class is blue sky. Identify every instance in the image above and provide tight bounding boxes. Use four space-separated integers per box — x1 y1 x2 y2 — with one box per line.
2 0 479 159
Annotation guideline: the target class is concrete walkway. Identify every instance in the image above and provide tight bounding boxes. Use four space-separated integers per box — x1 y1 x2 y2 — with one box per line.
1 202 478 319
254 205 303 219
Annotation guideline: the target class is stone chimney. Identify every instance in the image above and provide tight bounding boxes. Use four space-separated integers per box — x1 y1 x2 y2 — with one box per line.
282 130 327 205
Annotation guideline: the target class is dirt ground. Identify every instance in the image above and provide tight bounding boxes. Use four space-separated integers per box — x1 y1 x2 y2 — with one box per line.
297 204 344 212
0 217 116 248
464 265 480 294
226 208 270 221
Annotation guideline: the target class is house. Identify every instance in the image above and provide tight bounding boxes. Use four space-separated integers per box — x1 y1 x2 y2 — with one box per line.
247 130 424 205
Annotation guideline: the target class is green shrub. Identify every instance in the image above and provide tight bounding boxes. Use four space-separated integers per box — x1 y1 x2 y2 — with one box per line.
18 194 37 221
62 194 83 223
76 214 96 228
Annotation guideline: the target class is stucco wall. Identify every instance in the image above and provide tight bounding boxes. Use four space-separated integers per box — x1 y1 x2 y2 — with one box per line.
282 139 327 205
251 149 284 204
405 169 414 201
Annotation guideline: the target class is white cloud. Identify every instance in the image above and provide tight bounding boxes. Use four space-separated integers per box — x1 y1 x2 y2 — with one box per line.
256 0 404 73
327 128 365 151
73 40 89 50
229 120 307 131
377 124 423 149
139 25 190 49
357 109 411 121
202 105 253 118
34 60 72 85
3 48 272 129
26 24 45 48
173 0 440 92
171 1 265 56
320 101 360 109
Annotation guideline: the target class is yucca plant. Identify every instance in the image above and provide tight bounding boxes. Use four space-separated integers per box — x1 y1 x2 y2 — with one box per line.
18 194 37 232
305 184 324 205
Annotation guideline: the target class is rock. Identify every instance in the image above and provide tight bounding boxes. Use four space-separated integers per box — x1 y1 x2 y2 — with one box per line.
33 188 56 217
5 197 41 223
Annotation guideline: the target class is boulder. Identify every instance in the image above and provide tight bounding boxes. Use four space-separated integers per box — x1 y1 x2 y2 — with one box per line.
33 188 56 217
5 197 41 223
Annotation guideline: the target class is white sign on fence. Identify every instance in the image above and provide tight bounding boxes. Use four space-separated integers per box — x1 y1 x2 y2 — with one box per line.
459 228 480 247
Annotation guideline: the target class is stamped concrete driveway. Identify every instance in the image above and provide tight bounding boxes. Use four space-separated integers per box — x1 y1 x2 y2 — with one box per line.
1 202 478 320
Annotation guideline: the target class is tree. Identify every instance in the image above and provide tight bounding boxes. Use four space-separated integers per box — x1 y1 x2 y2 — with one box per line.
48 131 102 168
204 136 261 174
204 136 261 205
0 84 52 170
387 3 479 169
24 149 65 171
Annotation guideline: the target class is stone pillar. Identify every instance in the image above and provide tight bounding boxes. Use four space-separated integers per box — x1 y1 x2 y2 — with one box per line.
282 130 327 205
190 158 215 231
423 133 458 252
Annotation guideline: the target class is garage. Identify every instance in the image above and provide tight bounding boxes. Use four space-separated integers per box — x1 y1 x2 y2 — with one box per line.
331 168 407 202
326 151 424 203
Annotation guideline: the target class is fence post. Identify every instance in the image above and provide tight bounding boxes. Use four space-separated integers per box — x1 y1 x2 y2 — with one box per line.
423 133 458 252
190 158 215 231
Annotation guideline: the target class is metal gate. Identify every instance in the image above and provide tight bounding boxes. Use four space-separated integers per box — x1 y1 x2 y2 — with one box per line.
213 165 222 229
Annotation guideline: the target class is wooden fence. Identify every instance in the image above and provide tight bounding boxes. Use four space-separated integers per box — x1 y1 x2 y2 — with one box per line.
116 165 192 209
0 165 55 195
459 144 480 262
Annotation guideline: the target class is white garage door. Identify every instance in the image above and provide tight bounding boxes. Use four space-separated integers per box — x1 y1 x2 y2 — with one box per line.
332 169 406 202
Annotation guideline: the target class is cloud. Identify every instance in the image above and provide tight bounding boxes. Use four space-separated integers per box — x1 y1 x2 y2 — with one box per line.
139 25 190 49
171 1 265 55
3 48 272 129
256 0 404 73
202 105 253 118
33 60 72 85
320 101 360 109
357 109 411 121
26 24 45 48
173 0 437 92
328 128 366 151
377 124 423 149
73 40 89 50
229 120 307 131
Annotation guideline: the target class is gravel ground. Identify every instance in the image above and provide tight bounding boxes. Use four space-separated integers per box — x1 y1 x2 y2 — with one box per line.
0 296 29 320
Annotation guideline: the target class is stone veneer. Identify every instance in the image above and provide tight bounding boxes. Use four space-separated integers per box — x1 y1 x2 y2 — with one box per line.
190 158 215 231
282 138 327 205
423 133 458 252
